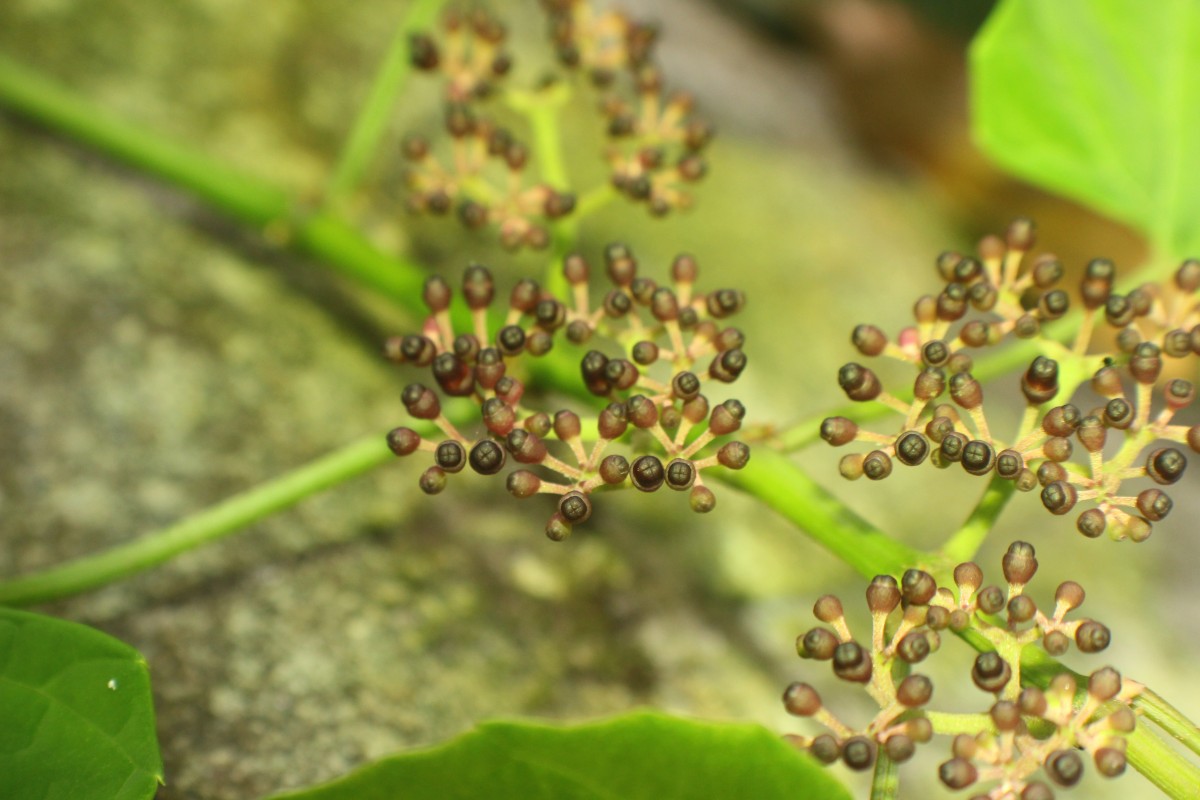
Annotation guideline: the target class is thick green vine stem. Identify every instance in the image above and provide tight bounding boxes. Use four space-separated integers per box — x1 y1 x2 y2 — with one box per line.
714 449 921 578
0 436 393 607
936 475 1016 567
0 53 426 312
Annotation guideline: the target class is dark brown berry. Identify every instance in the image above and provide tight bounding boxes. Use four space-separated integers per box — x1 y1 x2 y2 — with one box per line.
1130 342 1163 384
434 441 465 472
820 417 858 446
1022 356 1059 404
1147 447 1187 485
1042 404 1082 436
1076 508 1106 538
665 459 696 491
630 455 665 491
1041 481 1077 515
468 439 506 475
1095 748 1127 778
852 324 887 356
809 734 840 764
884 735 915 763
862 450 893 480
710 399 746 435
949 372 983 409
901 569 936 605
717 442 750 470
797 627 839 660
1137 488 1173 521
782 682 821 716
838 363 882 402
971 651 1012 693
896 631 931 664
402 383 442 419
1002 541 1038 585
895 431 930 466
419 466 447 495
689 485 716 513
386 427 421 456
962 440 995 475
1045 750 1083 787
832 641 872 683
938 758 977 790
1008 594 1037 624
996 449 1024 479
866 575 901 615
977 585 1005 614
545 513 571 542
1076 620 1111 653
841 736 875 771
506 470 540 498
558 491 593 524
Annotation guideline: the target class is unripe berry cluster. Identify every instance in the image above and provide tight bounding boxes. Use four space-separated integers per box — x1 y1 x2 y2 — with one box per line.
783 542 1138 798
403 2 712 248
405 8 571 251
542 0 712 216
385 246 750 540
821 218 1200 542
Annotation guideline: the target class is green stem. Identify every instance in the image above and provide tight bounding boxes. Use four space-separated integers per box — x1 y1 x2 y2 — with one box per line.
0 53 429 313
868 751 899 800
1126 724 1200 800
508 84 572 191
0 436 394 607
322 0 448 209
936 475 1016 566
1137 687 1200 759
0 53 289 225
1017 639 1200 798
923 710 992 737
714 448 922 578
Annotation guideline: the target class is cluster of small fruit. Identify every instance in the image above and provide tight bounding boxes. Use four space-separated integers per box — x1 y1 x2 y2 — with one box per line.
385 245 750 539
783 542 1137 799
402 2 713 248
821 218 1200 542
543 0 713 215
405 8 573 250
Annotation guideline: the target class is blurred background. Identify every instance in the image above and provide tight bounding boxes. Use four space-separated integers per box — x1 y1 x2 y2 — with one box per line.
0 1 1193 798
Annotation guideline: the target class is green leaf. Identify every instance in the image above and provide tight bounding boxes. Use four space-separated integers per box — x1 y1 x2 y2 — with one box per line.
971 0 1200 258
0 608 163 800
266 711 852 800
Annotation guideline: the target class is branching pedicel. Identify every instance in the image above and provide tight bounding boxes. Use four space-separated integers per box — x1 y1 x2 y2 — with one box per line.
384 246 749 539
784 542 1138 799
822 219 1200 542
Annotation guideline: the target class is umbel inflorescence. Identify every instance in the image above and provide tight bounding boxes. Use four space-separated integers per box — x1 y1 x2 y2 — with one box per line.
384 245 749 539
402 1 712 249
821 218 1200 542
783 542 1138 799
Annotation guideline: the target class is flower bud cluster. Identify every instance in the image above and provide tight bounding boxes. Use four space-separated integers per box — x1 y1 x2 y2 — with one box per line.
405 9 571 251
820 218 1200 542
542 0 712 215
385 246 750 539
783 542 1138 797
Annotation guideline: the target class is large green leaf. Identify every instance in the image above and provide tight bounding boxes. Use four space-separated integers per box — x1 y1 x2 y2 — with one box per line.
971 0 1200 258
0 609 162 800
267 711 852 800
